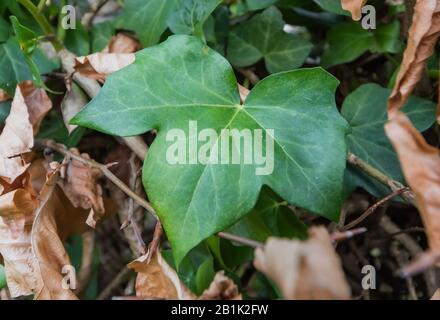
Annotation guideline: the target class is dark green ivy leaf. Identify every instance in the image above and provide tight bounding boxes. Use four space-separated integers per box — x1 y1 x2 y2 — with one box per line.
342 83 436 198
322 21 401 67
227 186 307 242
167 0 221 40
227 6 312 73
0 37 58 95
72 35 348 264
117 0 179 47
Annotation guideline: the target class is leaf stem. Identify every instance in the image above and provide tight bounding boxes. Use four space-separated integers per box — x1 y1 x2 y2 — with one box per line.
17 0 63 51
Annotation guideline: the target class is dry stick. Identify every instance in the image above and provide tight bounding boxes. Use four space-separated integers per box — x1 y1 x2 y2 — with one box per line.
346 152 416 204
97 267 133 300
126 153 147 255
341 187 410 231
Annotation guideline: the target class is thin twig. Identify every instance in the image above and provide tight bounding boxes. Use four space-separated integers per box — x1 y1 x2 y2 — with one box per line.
42 139 158 218
342 187 410 231
97 267 133 300
126 153 147 255
146 222 163 263
347 152 416 204
330 227 367 242
217 232 264 248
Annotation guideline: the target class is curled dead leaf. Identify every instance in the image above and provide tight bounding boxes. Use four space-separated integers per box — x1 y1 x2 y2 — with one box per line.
18 81 52 134
61 83 88 134
74 53 135 82
128 251 196 300
0 86 33 183
32 165 90 300
385 112 440 251
388 0 440 118
199 271 241 300
254 226 351 300
58 149 105 228
103 33 139 54
341 0 368 21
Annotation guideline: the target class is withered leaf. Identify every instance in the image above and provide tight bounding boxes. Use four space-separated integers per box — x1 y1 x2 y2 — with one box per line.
0 174 37 297
341 0 368 21
19 81 52 134
74 53 135 81
32 165 90 300
385 112 440 251
388 0 440 118
103 33 139 54
61 83 88 134
0 86 33 183
128 251 196 300
199 271 242 300
58 149 105 228
254 226 351 300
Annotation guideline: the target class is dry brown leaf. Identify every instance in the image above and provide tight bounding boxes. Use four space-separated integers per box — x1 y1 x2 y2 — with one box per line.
341 0 368 21
0 159 43 297
254 226 351 300
31 165 90 300
199 271 242 300
18 81 52 134
385 112 440 251
0 89 10 103
0 86 33 183
0 174 37 297
103 33 139 54
61 84 88 134
388 0 440 118
128 251 196 300
74 53 135 81
58 149 105 228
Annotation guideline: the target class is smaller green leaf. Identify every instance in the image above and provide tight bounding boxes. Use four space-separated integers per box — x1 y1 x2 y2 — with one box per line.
322 21 401 67
195 257 215 295
162 243 214 293
117 0 179 47
228 187 307 242
0 38 58 96
227 6 312 73
342 83 436 198
10 16 38 55
168 0 221 40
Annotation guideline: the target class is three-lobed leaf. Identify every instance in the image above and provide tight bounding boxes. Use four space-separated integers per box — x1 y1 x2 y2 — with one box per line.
72 35 349 264
227 6 312 73
167 0 221 39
